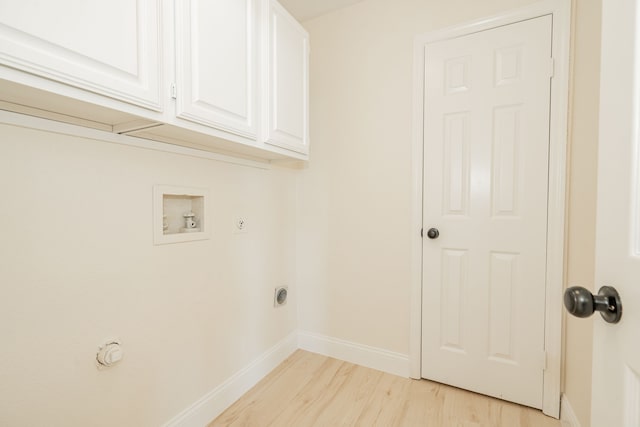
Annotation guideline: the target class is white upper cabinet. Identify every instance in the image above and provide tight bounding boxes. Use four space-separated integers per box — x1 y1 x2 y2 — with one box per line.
0 0 162 111
264 0 309 155
174 0 258 139
0 0 309 161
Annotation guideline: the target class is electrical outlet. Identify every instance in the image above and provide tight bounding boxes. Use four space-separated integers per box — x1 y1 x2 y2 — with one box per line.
234 216 248 234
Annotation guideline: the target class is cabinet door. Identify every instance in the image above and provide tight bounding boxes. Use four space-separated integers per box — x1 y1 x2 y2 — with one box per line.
175 0 258 139
265 0 309 155
0 0 162 111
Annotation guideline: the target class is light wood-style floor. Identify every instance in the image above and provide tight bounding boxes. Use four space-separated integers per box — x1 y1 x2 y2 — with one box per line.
209 350 562 427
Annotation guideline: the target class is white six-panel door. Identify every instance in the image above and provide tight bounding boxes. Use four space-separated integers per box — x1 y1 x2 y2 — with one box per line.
422 15 552 408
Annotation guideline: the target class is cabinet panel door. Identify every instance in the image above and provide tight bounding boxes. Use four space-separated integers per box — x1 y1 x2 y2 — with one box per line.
265 0 309 155
175 0 258 139
0 0 162 111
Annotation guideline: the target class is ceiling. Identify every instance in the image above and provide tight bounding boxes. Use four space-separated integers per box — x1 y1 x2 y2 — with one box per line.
278 0 366 21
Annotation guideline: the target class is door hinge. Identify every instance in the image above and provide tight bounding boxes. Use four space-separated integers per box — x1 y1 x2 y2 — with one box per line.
170 83 177 99
549 58 555 78
541 350 548 371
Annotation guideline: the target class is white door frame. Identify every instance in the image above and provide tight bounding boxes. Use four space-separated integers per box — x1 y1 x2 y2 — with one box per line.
409 0 571 418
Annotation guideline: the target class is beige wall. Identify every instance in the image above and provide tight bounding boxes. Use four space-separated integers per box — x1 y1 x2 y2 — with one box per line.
564 0 601 425
298 0 542 356
0 0 602 424
0 124 298 426
300 0 600 423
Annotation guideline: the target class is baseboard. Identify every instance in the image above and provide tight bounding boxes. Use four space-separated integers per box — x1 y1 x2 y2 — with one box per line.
162 330 298 427
297 330 410 378
560 393 582 427
163 330 410 426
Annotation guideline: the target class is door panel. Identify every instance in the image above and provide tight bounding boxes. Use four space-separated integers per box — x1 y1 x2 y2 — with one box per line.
488 251 518 363
443 113 470 216
175 0 258 138
422 15 552 409
0 0 161 110
440 249 467 352
264 0 309 155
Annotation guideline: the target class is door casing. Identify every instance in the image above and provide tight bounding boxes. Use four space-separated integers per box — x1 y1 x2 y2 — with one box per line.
409 0 571 418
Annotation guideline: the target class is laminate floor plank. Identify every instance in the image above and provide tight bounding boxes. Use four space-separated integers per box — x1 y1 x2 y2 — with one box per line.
355 371 411 426
268 356 347 426
396 378 444 425
208 350 562 427
212 350 327 427
307 364 384 426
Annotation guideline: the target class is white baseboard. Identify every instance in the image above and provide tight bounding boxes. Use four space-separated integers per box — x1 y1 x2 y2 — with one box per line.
298 330 410 378
163 330 410 426
560 393 582 427
162 331 298 427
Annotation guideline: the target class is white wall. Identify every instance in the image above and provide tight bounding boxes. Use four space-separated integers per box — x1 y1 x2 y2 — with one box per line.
0 123 297 426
